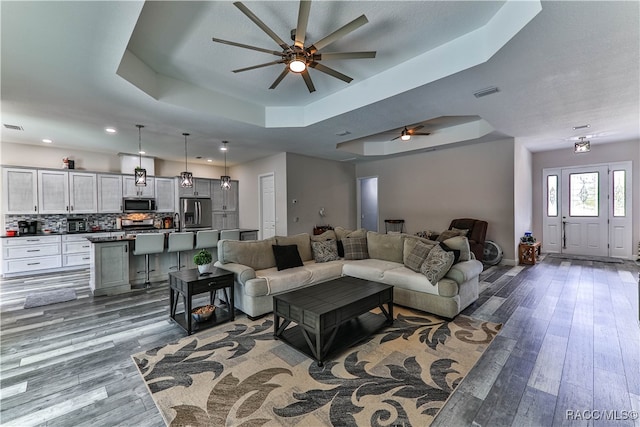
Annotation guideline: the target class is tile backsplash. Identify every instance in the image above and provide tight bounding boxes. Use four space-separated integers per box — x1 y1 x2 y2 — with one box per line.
4 213 176 233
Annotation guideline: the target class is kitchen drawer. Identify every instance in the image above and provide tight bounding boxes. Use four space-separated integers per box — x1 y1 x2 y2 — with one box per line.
4 243 61 259
4 255 62 273
3 235 60 246
63 241 92 254
63 253 92 267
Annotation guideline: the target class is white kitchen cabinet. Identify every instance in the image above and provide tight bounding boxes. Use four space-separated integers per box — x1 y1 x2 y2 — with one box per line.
212 212 239 230
123 175 155 198
97 174 123 213
2 168 38 214
37 170 70 214
62 233 109 267
178 178 210 198
2 235 62 274
155 177 176 212
90 240 130 296
212 179 239 229
69 172 97 213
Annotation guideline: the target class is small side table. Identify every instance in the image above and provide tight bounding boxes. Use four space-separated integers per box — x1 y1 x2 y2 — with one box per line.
168 267 234 335
519 242 542 265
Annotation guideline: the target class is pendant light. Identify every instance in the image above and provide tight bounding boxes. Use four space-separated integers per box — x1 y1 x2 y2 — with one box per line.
180 133 194 188
220 141 231 190
134 124 147 186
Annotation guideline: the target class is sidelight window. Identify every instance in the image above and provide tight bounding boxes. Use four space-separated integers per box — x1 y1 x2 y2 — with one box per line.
613 170 626 217
547 175 558 216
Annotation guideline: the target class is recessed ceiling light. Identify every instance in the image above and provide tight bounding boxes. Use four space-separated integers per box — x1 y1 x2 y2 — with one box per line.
572 124 590 130
105 127 117 134
42 139 53 143
138 150 146 155
207 159 213 162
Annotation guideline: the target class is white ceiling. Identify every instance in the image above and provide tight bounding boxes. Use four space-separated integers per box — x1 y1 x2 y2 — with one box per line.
1 1 638 168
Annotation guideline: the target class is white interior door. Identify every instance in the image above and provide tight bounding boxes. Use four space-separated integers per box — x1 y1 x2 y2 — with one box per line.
560 165 609 256
259 173 276 239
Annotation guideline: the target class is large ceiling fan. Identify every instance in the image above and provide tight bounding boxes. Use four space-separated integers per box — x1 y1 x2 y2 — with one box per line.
212 1 376 93
391 125 431 141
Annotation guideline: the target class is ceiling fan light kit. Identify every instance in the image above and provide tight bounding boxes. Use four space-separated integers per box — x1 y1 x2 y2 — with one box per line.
212 0 376 93
392 125 431 142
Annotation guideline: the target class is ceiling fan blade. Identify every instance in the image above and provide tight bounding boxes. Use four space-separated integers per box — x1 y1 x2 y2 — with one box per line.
390 135 401 141
413 132 431 136
313 51 376 60
233 60 285 73
407 125 424 134
301 69 316 93
233 2 290 50
309 62 353 83
269 67 290 89
308 14 369 53
294 0 312 48
212 37 283 56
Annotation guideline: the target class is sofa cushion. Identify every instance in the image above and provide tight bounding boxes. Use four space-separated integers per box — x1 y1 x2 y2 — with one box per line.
311 240 340 263
342 259 402 282
442 236 471 262
404 240 434 272
383 267 440 296
272 245 304 271
303 260 344 283
334 226 366 241
343 236 369 260
366 231 404 263
420 245 455 283
439 242 461 264
276 233 312 262
437 228 468 242
254 266 312 295
218 237 276 270
310 230 337 242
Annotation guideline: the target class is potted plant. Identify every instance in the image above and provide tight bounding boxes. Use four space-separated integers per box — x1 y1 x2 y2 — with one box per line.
193 249 212 275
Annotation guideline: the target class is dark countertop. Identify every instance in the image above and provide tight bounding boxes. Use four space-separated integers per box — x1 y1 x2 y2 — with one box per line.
87 236 136 243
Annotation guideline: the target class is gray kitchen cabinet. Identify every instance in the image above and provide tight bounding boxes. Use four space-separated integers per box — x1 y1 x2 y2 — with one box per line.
68 172 97 213
178 178 210 198
155 177 176 212
212 179 239 229
90 240 130 296
37 170 70 214
97 174 123 213
123 175 155 198
2 167 38 214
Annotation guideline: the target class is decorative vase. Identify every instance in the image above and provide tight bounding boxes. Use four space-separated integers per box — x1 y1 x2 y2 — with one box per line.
197 264 211 275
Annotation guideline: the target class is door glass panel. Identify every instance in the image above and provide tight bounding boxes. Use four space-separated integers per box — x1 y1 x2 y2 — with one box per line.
547 175 558 216
569 172 598 217
613 170 625 217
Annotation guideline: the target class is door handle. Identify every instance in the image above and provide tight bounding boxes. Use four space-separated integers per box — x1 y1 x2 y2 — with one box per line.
562 217 567 249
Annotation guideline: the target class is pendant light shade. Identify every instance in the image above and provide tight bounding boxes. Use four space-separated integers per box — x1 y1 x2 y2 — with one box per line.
220 141 231 190
180 132 193 188
135 124 147 186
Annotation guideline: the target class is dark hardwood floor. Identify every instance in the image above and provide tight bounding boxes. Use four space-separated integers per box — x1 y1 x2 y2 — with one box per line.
1 256 638 426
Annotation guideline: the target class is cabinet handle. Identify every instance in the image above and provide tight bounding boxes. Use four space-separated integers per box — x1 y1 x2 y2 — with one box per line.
34 206 37 212
125 245 128 253
66 206 69 211
27 262 40 265
71 205 74 211
26 249 40 252
82 257 90 260
82 245 90 249
26 239 39 242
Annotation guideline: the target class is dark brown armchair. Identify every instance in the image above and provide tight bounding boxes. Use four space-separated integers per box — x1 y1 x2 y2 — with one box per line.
448 218 488 262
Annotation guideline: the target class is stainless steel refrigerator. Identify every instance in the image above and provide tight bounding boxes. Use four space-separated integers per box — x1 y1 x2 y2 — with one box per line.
180 198 212 230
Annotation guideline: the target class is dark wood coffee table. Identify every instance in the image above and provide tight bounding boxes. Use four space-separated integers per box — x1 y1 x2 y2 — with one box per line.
273 277 393 366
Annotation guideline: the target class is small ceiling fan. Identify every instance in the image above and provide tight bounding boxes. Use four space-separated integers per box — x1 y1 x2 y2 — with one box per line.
212 1 376 93
391 125 431 141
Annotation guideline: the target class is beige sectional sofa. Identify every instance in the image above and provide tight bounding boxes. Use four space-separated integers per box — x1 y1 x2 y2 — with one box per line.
214 228 483 319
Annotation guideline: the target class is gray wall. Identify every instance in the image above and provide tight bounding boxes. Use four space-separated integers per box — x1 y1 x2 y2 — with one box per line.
531 139 639 254
286 153 357 235
356 138 516 262
514 140 533 260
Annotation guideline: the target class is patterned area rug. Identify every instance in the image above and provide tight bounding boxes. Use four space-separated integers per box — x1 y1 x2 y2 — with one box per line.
133 307 501 426
23 288 77 308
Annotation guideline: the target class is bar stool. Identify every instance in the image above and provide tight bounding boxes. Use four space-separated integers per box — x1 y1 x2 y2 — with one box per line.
195 230 219 250
133 234 165 288
220 229 240 240
167 232 194 271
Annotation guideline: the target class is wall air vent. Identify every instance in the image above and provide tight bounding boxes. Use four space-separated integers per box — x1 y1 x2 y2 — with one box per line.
473 86 500 98
3 124 24 131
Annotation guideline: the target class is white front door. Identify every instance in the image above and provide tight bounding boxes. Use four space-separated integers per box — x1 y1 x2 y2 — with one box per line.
543 161 633 258
259 173 276 239
561 165 609 256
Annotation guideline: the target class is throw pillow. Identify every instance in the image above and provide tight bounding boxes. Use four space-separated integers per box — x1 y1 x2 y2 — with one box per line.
442 236 471 262
343 236 369 260
310 229 337 242
404 240 435 272
437 228 468 242
439 242 461 264
311 240 340 263
420 245 455 284
272 245 304 271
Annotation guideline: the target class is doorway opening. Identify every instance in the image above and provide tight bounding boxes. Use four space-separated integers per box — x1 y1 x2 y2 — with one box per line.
357 176 378 232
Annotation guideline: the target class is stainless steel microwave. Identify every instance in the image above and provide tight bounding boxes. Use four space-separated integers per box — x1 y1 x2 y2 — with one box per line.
123 198 156 213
